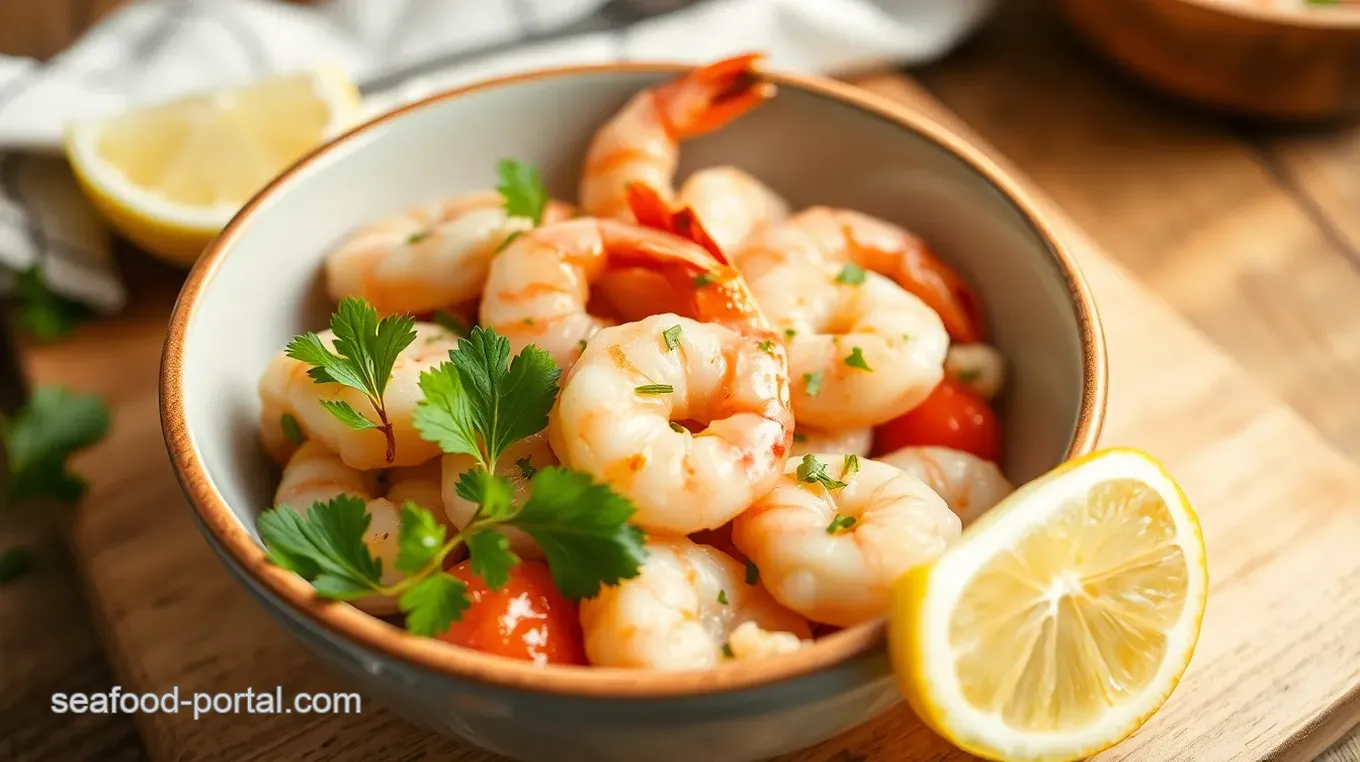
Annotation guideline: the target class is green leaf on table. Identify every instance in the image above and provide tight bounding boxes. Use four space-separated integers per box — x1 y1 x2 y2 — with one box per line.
2 386 110 507
508 467 647 600
12 266 92 342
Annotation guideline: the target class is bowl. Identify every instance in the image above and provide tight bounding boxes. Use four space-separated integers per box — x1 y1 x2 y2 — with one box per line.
160 62 1107 762
1057 0 1360 121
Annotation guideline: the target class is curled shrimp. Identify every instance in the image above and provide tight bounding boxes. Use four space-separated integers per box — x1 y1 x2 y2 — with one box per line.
734 207 986 343
441 431 557 561
944 342 1006 400
579 54 774 221
877 445 1013 525
274 441 450 615
479 188 768 371
579 537 810 669
742 255 948 429
325 192 573 316
548 313 793 535
258 322 457 470
677 166 789 254
791 426 873 458
732 454 960 626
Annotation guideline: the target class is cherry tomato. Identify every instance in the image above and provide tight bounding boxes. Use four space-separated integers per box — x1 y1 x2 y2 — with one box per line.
437 560 587 666
872 377 1001 462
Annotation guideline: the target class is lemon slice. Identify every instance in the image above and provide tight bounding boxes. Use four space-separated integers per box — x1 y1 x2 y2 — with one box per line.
64 66 360 267
890 447 1208 762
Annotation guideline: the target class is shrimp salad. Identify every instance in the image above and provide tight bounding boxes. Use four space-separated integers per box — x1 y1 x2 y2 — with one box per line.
254 54 1016 671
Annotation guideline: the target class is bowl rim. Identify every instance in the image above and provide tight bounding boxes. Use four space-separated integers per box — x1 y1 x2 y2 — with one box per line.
1174 0 1360 29
161 60 1108 699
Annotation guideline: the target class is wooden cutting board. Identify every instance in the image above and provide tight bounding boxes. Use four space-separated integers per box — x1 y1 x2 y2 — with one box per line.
52 75 1360 762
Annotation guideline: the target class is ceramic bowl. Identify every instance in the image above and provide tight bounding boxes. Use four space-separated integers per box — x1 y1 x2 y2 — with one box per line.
160 62 1107 762
1057 0 1360 121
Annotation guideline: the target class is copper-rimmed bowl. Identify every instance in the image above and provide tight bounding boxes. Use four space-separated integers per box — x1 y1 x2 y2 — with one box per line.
160 62 1107 762
1058 0 1360 120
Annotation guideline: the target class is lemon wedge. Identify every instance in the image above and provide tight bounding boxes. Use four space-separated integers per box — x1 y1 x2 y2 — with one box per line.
890 447 1208 762
64 66 360 267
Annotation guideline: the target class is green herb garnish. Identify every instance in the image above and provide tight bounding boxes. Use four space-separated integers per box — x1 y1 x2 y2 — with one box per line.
496 159 548 225
844 347 872 372
803 372 822 397
783 328 797 340
2 386 110 507
693 273 715 287
285 297 416 463
280 413 304 445
757 339 775 355
12 267 92 342
663 325 683 352
792 431 808 444
433 310 468 337
669 422 687 434
745 560 759 585
717 589 729 605
796 454 847 491
515 457 537 480
835 263 866 285
635 384 673 395
826 514 858 534
843 453 860 476
406 231 430 245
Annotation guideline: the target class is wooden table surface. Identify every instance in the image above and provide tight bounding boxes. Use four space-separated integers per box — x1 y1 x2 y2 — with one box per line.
3 1 1359 760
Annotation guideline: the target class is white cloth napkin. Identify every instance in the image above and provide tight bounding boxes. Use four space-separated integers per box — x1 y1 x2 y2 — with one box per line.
0 0 994 313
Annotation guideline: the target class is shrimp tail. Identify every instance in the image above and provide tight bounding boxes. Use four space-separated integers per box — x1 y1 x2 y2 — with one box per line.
653 53 775 138
626 182 729 265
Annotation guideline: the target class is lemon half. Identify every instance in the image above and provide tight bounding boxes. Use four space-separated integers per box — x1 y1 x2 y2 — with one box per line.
64 66 360 267
891 448 1208 762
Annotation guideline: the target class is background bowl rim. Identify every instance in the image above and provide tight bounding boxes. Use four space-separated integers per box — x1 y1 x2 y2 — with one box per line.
1173 0 1360 29
160 60 1108 699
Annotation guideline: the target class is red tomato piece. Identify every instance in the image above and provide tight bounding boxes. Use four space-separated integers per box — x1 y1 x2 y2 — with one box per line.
872 377 1001 462
437 560 587 666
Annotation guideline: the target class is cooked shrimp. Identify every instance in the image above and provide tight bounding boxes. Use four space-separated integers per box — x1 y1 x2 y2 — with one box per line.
548 314 793 535
258 322 457 470
676 166 789 254
791 426 872 458
480 200 768 372
579 54 774 221
579 537 810 669
325 191 573 316
441 431 557 561
734 207 985 343
274 441 450 615
944 342 1006 400
877 445 1013 525
743 258 948 429
732 454 960 626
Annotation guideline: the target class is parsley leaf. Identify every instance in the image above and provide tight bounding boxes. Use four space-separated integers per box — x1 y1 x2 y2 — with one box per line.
845 347 872 371
803 372 822 397
396 501 447 574
257 496 384 598
285 297 417 463
792 431 808 444
693 273 715 287
663 324 683 351
0 547 34 584
635 384 673 395
835 263 866 285
413 363 480 460
496 159 548 225
796 454 848 491
717 589 729 605
669 422 687 434
2 386 110 507
783 328 797 340
756 340 775 355
400 572 469 637
454 469 515 522
280 413 305 445
721 643 734 659
826 514 858 534
445 327 560 466
467 530 519 591
509 467 647 599
12 266 91 342
319 400 378 431
843 453 860 475
745 560 759 585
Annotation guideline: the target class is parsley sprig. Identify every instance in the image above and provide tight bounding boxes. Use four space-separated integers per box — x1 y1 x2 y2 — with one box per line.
2 386 111 507
285 297 416 464
260 312 648 637
495 159 549 251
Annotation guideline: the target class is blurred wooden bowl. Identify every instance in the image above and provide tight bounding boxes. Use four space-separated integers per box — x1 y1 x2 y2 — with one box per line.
1056 0 1360 121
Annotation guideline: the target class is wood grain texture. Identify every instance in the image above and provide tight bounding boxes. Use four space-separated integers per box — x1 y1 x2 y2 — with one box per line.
39 72 1360 762
1054 0 1360 120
